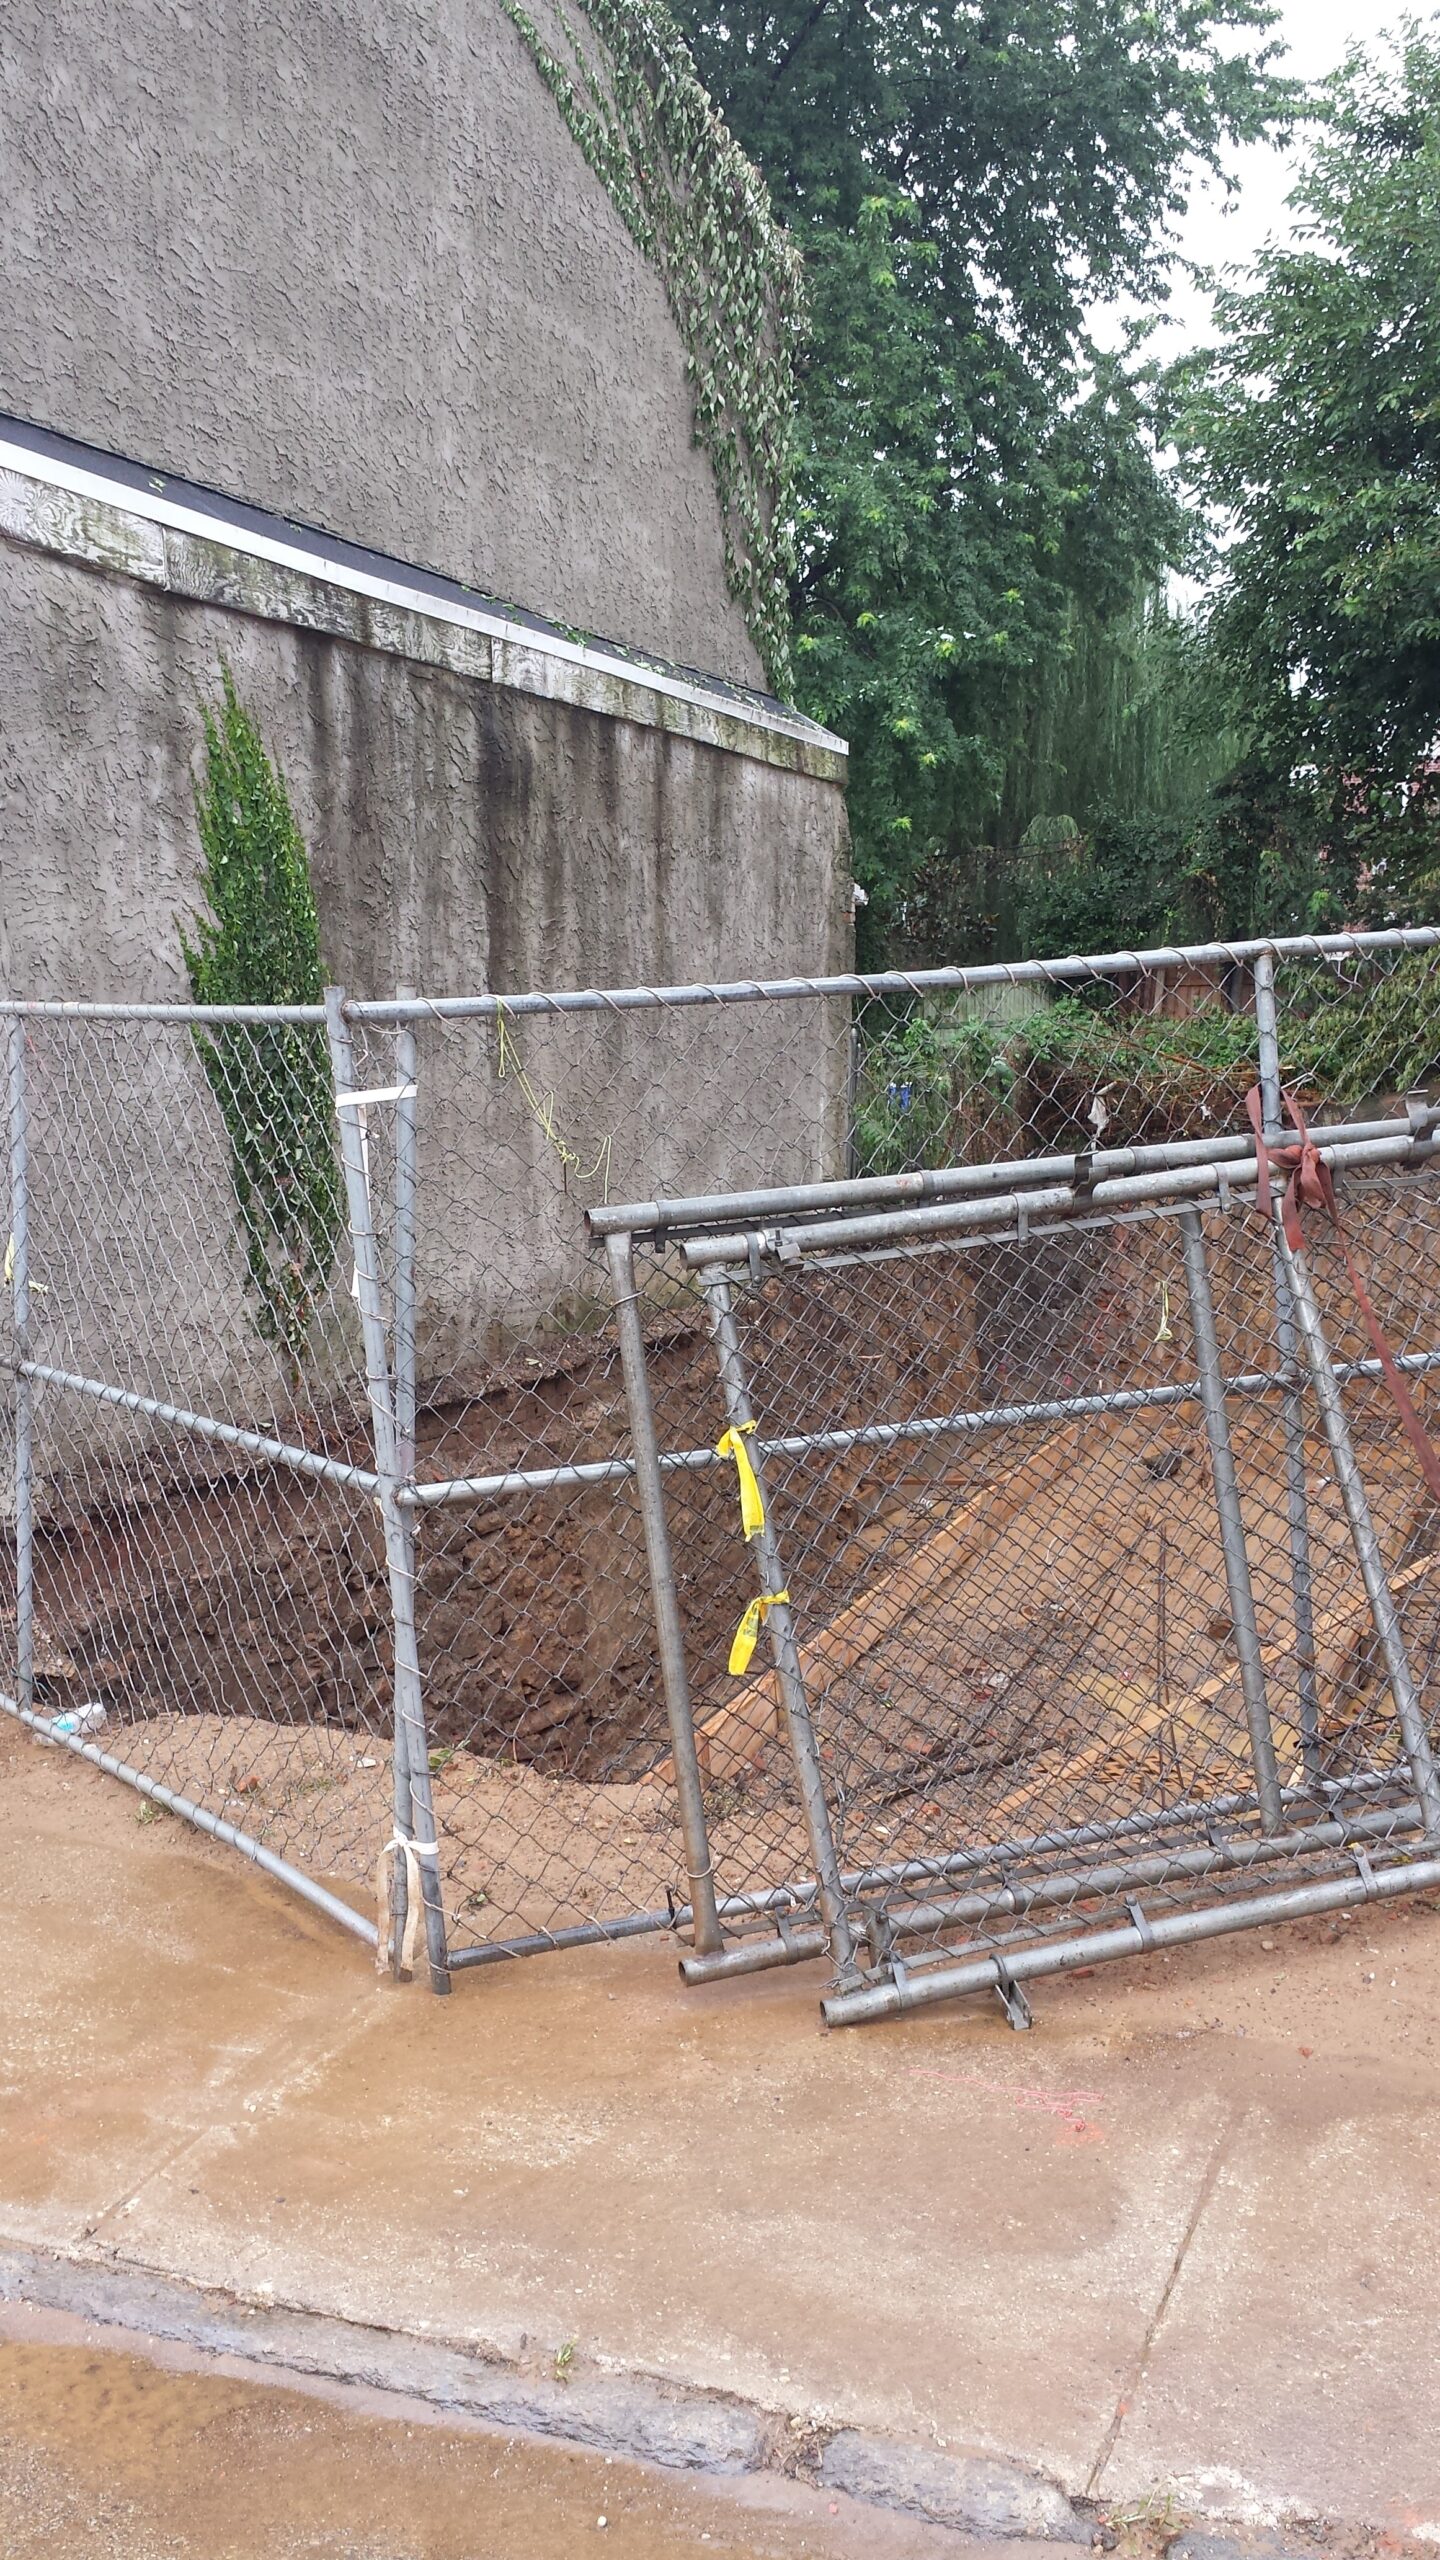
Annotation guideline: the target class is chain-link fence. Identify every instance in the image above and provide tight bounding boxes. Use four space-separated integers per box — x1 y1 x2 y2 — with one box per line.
4 926 1440 2027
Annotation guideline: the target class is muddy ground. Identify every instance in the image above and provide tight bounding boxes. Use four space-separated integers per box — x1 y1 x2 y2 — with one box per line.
0 2309 971 2560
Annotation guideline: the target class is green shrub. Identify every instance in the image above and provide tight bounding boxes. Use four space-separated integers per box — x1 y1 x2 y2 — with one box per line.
180 670 343 1383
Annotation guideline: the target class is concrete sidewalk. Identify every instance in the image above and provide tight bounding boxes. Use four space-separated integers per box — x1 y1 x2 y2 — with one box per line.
3 1721 1438 2537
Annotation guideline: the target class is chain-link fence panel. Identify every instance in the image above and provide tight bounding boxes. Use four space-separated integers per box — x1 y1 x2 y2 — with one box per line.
377 992 851 1965
1 1009 398 1957
602 939 1440 2027
6 925 1440 2016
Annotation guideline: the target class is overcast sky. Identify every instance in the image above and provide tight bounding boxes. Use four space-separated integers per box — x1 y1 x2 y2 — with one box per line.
1134 0 1406 354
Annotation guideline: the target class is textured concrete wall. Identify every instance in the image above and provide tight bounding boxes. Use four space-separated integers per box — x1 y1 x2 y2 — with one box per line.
1 533 850 1445
1 0 761 684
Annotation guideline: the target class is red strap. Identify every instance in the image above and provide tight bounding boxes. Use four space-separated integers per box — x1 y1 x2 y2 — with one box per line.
1246 1084 1440 1505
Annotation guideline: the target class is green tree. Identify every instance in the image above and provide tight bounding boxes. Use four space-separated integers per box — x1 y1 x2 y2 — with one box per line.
1174 24 1440 924
674 0 1295 956
180 671 343 1385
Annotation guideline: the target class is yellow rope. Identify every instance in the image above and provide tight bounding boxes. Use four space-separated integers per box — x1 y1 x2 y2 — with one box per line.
495 1003 613 1197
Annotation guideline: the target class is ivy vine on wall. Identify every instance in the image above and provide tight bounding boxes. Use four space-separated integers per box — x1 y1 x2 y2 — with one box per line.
503 0 803 693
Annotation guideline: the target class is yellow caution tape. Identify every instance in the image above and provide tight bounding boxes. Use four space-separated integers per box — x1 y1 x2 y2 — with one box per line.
728 1589 790 1677
716 1422 765 1540
1155 1278 1173 1344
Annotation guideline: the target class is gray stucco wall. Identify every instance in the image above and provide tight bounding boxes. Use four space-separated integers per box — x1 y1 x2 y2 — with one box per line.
2 0 761 684
1 504 850 1444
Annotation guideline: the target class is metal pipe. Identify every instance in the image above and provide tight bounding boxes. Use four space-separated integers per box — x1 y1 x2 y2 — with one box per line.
1178 1206 1282 1829
390 999 420 1963
590 1108 1433 1242
604 1231 723 1954
682 1791 1421 1981
876 1796 1419 1938
2 1001 332 1022
341 924 1440 1024
15 1361 382 1496
0 1688 378 1946
448 1907 699 1965
6 1021 34 1713
1254 951 1323 1784
397 1346 1440 1509
1277 1225 1440 1834
439 1768 1408 1978
7 925 1438 1029
682 1933 826 1982
680 1127 1439 1268
821 1852 1440 2027
393 1005 419 1482
716 1762 1396 1914
324 988 450 1994
702 1268 857 1977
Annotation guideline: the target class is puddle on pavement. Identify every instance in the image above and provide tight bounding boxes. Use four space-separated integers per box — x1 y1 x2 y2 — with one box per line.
0 2307 960 2560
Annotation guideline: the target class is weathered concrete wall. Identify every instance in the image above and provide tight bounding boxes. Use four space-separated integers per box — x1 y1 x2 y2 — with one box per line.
0 496 850 1447
1 0 761 683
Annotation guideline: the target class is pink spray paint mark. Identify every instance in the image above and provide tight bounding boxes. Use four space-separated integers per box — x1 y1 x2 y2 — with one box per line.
907 2063 1108 2144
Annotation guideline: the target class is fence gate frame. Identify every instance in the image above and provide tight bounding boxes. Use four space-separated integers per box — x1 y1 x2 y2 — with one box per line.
1 989 452 1991
598 991 1440 2029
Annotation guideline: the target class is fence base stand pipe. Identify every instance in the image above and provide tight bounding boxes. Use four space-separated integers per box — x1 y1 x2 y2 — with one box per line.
681 1927 828 1984
680 1789 1418 1985
677 1768 1404 1984
821 1851 1440 2028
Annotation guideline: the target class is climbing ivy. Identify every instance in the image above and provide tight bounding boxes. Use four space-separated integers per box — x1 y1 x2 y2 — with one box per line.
180 670 344 1385
503 0 803 692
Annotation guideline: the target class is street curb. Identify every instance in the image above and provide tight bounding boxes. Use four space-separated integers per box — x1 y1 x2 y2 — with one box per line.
822 2430 1081 2538
0 2238 1084 2538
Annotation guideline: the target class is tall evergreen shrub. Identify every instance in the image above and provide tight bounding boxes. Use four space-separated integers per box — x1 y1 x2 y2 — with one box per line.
180 670 343 1384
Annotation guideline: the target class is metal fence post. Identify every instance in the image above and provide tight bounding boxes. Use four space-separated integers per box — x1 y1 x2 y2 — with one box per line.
604 1230 724 1956
1277 1221 1440 1835
700 1266 859 1981
324 987 450 1993
6 1020 34 1714
1177 1206 1282 1829
388 996 420 1965
1253 951 1323 1781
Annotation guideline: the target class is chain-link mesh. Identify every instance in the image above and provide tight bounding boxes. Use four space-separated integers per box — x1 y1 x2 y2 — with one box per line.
4 931 1438 2015
2 1014 389 1944
607 937 1440 2021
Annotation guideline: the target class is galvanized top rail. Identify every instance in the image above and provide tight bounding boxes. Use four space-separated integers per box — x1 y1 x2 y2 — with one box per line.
2 922 1438 1023
678 1118 1440 1268
592 1104 1438 1242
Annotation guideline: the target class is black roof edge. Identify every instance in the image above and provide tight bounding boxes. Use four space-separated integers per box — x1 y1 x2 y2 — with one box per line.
0 408 802 726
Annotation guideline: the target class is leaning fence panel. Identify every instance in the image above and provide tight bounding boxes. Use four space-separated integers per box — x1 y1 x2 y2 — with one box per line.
605 942 1440 2024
